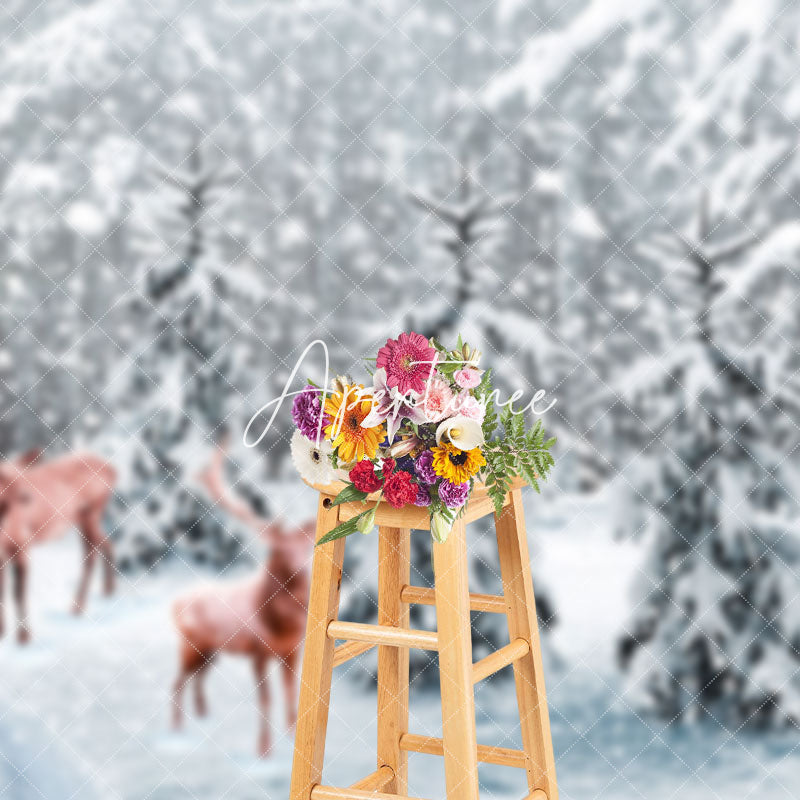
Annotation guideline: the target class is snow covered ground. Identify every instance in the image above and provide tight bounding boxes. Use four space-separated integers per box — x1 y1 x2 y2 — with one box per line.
0 492 798 800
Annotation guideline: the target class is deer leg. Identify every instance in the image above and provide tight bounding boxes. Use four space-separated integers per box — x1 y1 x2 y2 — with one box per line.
81 505 116 598
0 552 6 639
254 655 272 757
94 505 116 597
100 534 115 597
11 549 30 644
193 656 213 717
173 641 206 730
73 527 97 616
281 651 299 730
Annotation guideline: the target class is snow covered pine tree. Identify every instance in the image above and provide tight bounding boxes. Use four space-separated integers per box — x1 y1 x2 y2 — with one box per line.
616 192 800 725
104 142 258 571
393 162 559 672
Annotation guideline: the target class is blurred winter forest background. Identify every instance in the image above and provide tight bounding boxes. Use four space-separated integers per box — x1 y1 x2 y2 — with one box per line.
1 0 800 798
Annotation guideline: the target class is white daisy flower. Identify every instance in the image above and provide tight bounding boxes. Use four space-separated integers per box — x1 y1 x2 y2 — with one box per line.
290 429 336 485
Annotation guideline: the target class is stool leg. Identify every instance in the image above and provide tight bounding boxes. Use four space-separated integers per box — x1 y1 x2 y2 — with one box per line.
290 496 346 800
495 489 558 800
377 526 411 794
432 518 480 800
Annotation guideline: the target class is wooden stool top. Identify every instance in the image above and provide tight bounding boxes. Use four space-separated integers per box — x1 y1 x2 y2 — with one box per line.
303 476 527 530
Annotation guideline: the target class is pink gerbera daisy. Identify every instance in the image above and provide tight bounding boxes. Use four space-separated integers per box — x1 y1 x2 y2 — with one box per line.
376 332 436 395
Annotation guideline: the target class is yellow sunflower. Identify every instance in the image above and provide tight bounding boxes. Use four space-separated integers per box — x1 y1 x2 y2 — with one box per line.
431 442 486 484
324 384 384 463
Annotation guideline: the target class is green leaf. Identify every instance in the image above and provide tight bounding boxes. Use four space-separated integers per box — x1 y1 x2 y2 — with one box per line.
436 361 460 377
511 412 524 442
519 459 537 487
330 484 370 506
482 406 498 440
489 484 506 516
316 508 373 545
316 517 358 545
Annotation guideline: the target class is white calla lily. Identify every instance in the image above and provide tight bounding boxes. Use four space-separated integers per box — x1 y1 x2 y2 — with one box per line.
435 415 485 451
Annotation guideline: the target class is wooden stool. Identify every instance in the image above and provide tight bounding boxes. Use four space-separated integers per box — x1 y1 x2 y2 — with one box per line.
290 477 558 800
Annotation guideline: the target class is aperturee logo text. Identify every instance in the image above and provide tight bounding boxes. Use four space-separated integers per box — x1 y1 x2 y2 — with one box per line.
245 334 557 544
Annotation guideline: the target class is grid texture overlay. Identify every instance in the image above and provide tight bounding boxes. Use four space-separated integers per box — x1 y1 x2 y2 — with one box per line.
0 1 799 799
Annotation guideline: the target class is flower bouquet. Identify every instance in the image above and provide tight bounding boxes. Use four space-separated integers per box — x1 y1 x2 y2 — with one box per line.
289 332 555 544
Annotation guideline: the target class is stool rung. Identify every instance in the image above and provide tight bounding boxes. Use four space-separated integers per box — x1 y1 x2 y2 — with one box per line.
472 638 530 684
350 765 394 791
399 733 527 768
400 585 507 614
328 620 439 651
525 792 548 800
332 640 376 667
311 787 430 800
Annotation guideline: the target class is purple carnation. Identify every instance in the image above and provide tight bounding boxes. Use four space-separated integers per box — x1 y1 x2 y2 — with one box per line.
292 385 330 441
413 484 432 507
414 450 437 485
438 479 470 509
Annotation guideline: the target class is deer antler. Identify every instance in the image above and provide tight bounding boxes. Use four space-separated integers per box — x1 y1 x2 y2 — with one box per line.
197 440 266 531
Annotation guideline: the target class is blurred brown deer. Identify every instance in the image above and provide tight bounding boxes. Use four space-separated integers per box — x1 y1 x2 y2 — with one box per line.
172 444 314 756
0 450 117 643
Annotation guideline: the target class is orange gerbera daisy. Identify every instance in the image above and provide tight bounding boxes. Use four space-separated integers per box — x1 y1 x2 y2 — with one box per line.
324 384 385 463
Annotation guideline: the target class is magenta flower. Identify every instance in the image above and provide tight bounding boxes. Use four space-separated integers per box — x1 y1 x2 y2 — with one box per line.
376 332 436 395
291 385 330 441
454 367 483 389
413 484 432 507
438 479 470 509
414 450 437 485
